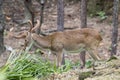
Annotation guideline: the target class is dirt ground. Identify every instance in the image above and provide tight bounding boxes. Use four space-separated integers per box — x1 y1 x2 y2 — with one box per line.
0 1 120 80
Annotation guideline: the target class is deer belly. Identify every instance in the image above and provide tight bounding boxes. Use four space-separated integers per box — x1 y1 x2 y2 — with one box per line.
64 43 86 53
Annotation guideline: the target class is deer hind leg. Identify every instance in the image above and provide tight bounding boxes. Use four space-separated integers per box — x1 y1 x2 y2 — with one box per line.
87 48 101 70
79 51 86 69
88 51 96 70
87 48 101 61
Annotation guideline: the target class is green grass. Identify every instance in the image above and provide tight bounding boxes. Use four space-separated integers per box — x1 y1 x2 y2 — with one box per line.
97 11 107 20
0 49 80 80
0 50 56 80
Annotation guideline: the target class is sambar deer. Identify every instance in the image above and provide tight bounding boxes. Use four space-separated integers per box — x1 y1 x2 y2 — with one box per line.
14 20 102 69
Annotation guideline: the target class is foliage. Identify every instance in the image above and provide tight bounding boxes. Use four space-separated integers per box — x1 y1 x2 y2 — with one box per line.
0 50 56 80
85 60 92 68
89 11 107 21
0 49 79 80
97 11 107 20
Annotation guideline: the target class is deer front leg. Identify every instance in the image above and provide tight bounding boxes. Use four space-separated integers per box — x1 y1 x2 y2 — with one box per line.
56 51 64 67
51 42 64 67
62 53 65 66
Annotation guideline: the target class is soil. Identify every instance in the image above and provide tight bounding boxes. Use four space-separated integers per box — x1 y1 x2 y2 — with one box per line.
0 1 120 80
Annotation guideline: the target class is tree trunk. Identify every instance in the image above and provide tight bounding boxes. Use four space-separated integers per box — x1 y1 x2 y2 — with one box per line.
80 0 87 28
57 0 64 31
37 0 46 34
80 0 87 68
24 0 34 29
57 0 65 65
111 0 119 56
0 0 5 54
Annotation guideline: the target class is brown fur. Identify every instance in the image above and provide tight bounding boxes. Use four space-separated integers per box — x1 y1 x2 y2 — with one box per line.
31 28 102 67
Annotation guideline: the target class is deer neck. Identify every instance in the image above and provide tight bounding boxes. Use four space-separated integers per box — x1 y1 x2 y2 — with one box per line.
31 33 51 49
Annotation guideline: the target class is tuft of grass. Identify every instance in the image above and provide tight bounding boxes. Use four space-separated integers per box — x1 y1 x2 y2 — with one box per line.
0 50 57 80
0 49 77 80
